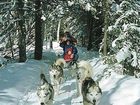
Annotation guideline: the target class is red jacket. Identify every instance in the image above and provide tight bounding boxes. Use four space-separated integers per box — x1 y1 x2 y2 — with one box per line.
64 47 73 62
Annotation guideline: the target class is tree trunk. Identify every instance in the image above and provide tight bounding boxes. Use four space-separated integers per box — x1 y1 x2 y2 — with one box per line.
8 34 14 59
103 0 109 56
57 19 61 42
81 36 85 47
34 0 43 60
50 35 53 49
17 0 27 62
87 11 93 51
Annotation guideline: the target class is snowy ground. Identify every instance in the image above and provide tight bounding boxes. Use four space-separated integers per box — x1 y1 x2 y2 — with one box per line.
0 42 140 105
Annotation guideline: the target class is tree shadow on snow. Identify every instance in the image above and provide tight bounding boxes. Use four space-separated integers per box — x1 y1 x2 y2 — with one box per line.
53 93 76 105
99 76 130 105
134 98 140 105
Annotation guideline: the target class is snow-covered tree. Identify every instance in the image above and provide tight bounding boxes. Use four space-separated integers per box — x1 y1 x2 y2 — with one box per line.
108 0 140 75
0 0 35 61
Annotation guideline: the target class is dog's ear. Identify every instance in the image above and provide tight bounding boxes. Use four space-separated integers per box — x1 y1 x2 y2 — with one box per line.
50 64 55 68
40 73 48 85
40 74 45 84
96 81 99 85
85 77 92 88
56 65 62 71
94 86 102 94
54 59 57 64
53 64 57 69
87 81 91 89
52 64 55 67
49 65 53 71
40 73 45 80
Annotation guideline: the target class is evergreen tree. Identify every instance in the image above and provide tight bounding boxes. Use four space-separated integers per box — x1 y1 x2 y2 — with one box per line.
108 0 140 75
0 0 34 61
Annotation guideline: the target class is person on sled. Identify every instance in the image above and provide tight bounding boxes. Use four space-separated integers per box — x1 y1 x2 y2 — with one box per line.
64 31 77 45
60 31 77 46
60 39 78 63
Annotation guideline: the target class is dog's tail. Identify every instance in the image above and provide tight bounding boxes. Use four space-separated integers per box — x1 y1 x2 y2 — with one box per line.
40 73 45 80
55 58 66 68
78 60 93 77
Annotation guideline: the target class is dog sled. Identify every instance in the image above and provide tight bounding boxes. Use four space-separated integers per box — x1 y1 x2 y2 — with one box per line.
64 54 77 69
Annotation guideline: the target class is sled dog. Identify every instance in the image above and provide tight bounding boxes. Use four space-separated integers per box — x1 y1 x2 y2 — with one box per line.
37 73 54 105
49 58 65 95
76 60 93 96
82 77 102 105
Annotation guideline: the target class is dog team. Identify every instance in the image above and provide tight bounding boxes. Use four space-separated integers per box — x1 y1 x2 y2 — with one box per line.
37 58 102 105
37 32 102 105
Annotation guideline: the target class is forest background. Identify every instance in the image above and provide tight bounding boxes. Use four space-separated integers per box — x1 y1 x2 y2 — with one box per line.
0 0 140 76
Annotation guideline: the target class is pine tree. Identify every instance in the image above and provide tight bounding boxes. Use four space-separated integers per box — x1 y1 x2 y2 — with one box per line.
108 0 140 75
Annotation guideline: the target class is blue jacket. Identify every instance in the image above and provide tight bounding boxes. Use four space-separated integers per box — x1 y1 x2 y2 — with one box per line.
60 42 78 55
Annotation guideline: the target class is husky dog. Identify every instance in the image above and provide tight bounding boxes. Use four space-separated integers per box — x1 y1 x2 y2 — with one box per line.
49 58 65 95
37 73 54 105
82 77 102 105
76 60 93 96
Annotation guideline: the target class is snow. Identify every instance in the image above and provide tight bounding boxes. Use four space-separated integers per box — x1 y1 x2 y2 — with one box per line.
115 42 131 63
131 51 138 67
68 1 74 6
0 42 140 105
41 15 46 21
100 72 140 105
85 3 91 11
